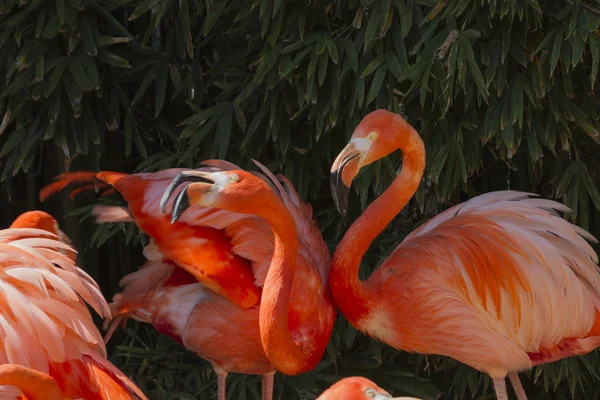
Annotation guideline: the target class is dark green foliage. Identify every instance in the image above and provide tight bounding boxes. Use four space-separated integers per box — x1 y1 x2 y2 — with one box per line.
2 0 600 399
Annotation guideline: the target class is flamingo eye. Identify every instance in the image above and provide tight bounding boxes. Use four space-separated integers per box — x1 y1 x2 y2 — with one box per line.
368 132 378 140
365 388 376 398
229 174 239 182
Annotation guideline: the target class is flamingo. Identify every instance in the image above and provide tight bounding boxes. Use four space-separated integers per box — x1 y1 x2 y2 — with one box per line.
328 109 600 400
0 210 147 399
40 160 336 399
316 377 423 400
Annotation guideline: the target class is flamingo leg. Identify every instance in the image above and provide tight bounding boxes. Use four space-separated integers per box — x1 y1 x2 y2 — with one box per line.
508 372 528 400
261 372 276 400
215 369 228 400
492 378 508 400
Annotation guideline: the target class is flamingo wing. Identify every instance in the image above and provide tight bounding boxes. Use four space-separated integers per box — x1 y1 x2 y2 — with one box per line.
377 191 600 373
40 168 263 308
0 216 147 399
0 228 109 371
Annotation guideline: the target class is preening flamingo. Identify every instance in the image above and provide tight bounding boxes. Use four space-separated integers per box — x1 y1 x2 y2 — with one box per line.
40 160 335 399
160 166 337 374
329 109 600 400
0 210 146 399
316 377 422 400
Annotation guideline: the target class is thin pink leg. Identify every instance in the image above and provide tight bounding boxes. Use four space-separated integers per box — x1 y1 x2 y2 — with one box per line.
492 378 508 400
261 372 275 400
215 369 228 400
508 372 528 400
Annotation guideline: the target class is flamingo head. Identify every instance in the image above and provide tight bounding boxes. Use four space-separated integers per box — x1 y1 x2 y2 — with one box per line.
330 109 416 215
9 210 72 245
160 169 278 222
317 377 421 400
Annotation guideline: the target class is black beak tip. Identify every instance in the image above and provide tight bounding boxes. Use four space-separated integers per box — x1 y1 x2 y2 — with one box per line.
330 171 350 217
161 171 214 215
170 186 190 223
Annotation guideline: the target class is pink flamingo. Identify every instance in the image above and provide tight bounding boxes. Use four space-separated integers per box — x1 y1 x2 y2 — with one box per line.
329 109 600 400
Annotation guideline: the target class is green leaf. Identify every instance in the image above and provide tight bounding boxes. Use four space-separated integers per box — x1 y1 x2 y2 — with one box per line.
429 142 452 184
550 28 563 76
129 0 160 20
233 103 246 132
460 37 488 99
133 63 162 105
42 16 59 39
557 161 580 196
502 122 514 149
91 2 132 38
362 56 385 77
386 52 403 80
68 58 92 92
580 164 600 211
124 112 133 156
344 39 358 72
80 17 97 56
56 0 65 25
591 34 600 88
180 0 193 58
366 65 387 105
511 78 523 126
98 51 131 68
318 52 328 86
364 4 384 49
203 1 227 36
282 36 318 54
155 63 168 118
216 106 233 159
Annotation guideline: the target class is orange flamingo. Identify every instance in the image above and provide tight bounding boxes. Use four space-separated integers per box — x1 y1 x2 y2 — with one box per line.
328 109 600 400
0 211 146 399
40 160 336 399
316 377 422 400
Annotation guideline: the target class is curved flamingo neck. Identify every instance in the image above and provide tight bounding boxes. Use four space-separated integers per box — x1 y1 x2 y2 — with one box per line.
258 201 309 375
330 127 425 325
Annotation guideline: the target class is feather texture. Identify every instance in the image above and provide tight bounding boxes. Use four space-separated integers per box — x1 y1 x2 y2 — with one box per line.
0 211 147 399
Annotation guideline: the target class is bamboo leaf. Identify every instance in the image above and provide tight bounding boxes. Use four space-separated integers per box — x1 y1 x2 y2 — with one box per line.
550 28 563 77
204 2 227 36
364 4 384 49
344 39 358 72
366 65 387 105
557 161 580 196
216 106 233 159
460 37 488 99
362 56 385 77
580 164 600 211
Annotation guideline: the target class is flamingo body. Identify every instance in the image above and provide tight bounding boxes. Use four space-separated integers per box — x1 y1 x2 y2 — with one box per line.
336 191 600 378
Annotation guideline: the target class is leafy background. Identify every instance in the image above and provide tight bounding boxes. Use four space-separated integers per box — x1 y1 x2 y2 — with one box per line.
2 0 600 398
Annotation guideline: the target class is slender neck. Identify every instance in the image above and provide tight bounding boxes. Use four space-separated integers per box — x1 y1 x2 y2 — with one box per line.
259 200 308 375
330 128 426 323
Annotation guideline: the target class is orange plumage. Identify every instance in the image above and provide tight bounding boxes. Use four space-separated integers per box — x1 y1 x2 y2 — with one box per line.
330 110 600 400
0 211 146 400
41 160 335 400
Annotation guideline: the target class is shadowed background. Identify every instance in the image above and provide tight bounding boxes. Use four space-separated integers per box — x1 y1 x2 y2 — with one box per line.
2 0 600 399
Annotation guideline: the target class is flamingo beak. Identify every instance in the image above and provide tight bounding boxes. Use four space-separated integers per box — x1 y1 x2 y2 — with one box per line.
330 142 363 216
160 171 215 223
